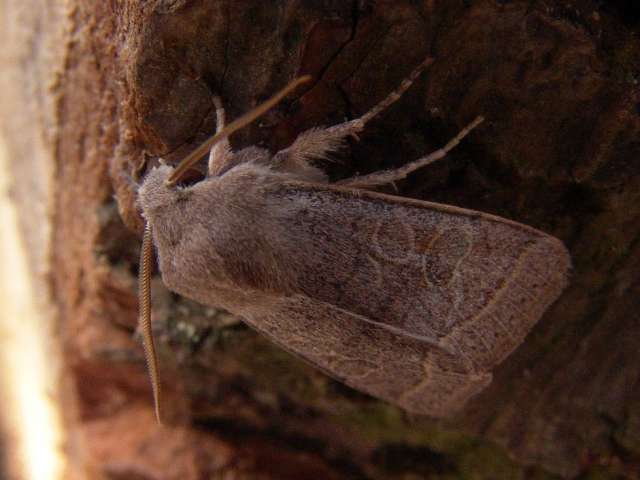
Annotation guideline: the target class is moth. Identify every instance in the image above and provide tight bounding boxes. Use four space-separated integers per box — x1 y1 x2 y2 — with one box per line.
137 58 570 423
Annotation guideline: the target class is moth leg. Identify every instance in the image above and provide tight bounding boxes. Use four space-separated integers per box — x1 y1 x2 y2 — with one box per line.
337 116 485 189
272 57 435 176
207 96 234 177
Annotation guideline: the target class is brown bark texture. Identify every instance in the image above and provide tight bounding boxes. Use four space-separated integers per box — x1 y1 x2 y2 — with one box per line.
1 0 639 479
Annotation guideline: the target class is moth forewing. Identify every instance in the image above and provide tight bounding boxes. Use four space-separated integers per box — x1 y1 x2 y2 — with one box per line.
229 181 570 416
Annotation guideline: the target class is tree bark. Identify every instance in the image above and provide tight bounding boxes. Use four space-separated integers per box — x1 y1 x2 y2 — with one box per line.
1 0 639 479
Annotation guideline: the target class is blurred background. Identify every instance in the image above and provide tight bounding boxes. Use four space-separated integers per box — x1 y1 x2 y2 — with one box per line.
0 140 65 479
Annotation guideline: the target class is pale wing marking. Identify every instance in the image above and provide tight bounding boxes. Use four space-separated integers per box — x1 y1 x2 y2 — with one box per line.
370 216 417 265
324 302 454 354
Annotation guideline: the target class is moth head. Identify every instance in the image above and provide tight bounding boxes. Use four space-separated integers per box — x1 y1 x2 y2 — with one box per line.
137 164 179 213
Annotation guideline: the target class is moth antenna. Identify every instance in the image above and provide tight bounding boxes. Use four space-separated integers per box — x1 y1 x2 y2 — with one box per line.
139 221 162 424
167 75 312 186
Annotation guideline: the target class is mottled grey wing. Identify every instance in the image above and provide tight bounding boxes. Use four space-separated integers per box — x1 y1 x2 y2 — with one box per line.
246 182 569 416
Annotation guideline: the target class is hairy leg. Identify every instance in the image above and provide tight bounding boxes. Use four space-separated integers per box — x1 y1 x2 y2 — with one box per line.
337 116 485 189
272 57 435 175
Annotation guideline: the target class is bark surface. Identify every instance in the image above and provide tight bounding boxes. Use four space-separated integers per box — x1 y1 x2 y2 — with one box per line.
1 1 639 479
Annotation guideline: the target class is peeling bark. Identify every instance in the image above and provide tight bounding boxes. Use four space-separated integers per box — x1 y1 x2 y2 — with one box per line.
1 0 639 479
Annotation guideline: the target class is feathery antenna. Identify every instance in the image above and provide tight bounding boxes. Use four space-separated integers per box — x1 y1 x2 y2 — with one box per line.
139 221 162 424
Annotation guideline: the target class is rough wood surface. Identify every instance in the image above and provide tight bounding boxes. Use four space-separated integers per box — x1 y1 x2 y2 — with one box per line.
1 1 639 479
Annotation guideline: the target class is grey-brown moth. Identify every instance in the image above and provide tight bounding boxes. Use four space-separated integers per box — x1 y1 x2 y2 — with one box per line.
137 58 570 423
